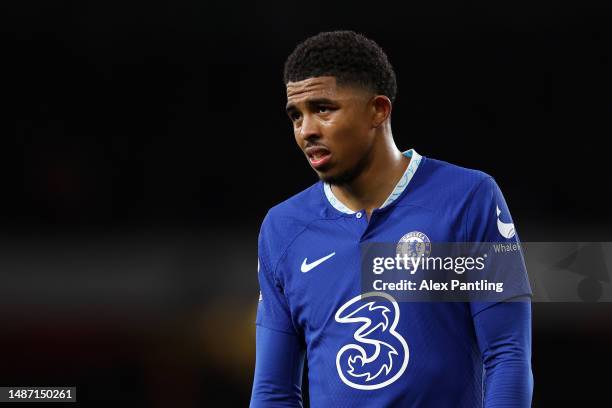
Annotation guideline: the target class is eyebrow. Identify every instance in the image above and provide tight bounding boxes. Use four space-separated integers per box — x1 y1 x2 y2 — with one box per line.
285 97 337 113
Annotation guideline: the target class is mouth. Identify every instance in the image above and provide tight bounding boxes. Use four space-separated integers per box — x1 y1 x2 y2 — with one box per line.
305 146 332 170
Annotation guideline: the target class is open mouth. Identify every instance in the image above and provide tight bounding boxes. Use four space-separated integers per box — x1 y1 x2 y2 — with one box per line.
305 146 332 169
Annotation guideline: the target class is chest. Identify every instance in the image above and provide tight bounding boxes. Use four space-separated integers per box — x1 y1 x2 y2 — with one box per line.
280 204 465 332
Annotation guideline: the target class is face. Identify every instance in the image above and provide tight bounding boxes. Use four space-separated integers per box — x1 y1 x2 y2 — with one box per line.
286 76 377 185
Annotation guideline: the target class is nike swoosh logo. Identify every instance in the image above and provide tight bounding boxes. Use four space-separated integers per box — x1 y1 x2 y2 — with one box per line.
301 252 336 273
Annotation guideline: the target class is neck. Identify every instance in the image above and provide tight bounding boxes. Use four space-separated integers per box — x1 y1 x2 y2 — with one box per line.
330 132 409 217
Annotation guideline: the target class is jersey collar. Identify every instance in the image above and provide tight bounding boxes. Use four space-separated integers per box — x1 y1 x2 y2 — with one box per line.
323 149 423 214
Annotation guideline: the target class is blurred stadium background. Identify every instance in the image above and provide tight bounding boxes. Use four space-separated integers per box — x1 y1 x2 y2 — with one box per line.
2 1 612 406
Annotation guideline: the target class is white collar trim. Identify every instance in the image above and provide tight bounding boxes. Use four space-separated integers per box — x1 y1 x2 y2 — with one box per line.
324 149 422 214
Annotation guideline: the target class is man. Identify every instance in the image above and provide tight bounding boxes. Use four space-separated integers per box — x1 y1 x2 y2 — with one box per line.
250 31 533 407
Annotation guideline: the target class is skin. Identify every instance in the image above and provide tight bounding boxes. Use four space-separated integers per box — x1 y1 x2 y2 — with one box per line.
285 76 410 218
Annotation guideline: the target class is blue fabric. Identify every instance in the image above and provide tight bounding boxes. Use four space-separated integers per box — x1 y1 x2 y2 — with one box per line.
250 325 305 408
252 153 533 407
473 299 534 407
251 300 533 407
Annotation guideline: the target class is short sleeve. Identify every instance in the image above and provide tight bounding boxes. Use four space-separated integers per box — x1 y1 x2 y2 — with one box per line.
255 222 298 335
466 177 532 316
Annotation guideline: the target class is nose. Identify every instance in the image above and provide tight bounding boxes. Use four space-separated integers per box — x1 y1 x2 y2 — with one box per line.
298 113 320 142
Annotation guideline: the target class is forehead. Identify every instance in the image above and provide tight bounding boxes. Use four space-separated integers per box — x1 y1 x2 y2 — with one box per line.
286 76 339 101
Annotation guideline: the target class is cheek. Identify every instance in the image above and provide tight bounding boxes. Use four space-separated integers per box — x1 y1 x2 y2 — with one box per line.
328 115 361 138
331 118 371 150
292 127 303 147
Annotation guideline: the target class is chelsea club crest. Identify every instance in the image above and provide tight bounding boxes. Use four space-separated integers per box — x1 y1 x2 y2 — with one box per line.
397 231 431 268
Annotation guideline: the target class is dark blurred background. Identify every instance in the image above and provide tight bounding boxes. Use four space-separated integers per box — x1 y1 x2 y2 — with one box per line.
2 0 612 406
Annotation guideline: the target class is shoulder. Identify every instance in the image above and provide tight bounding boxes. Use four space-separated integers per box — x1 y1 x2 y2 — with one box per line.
405 156 501 226
258 181 330 270
263 181 329 234
421 156 494 194
406 156 502 208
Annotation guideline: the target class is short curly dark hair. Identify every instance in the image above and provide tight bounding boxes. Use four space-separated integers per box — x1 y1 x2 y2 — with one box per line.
284 30 397 103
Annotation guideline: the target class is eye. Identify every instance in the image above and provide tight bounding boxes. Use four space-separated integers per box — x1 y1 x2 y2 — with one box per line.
317 105 333 113
288 111 301 122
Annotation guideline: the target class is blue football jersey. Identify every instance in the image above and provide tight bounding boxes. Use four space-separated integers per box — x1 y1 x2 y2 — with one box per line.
255 150 530 407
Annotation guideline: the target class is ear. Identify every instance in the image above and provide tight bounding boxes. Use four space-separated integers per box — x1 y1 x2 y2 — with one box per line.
371 95 392 128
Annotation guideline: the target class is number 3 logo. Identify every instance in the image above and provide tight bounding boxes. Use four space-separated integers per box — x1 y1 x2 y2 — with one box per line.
335 291 409 390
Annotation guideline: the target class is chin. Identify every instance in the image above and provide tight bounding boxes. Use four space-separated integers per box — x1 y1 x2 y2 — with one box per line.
319 168 356 186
